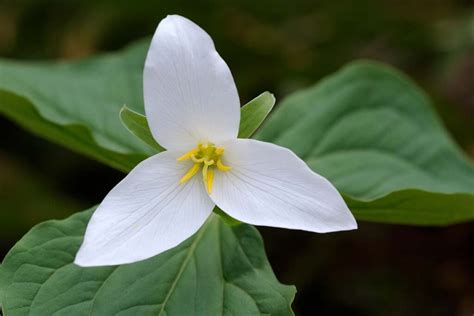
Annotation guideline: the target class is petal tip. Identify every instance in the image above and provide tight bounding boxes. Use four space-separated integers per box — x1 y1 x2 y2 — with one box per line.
73 244 115 267
347 219 358 231
73 251 117 268
341 212 358 231
73 247 96 267
73 255 90 268
336 206 358 231
160 14 194 28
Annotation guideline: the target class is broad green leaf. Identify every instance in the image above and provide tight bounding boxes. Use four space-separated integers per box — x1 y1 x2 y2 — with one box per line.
0 41 151 172
2 37 473 225
256 61 474 225
0 41 274 172
119 106 165 152
120 91 275 152
346 190 474 225
0 207 295 316
238 91 275 138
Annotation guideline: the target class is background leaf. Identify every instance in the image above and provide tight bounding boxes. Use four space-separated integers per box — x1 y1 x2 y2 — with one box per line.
256 61 474 225
0 42 274 173
0 41 151 172
0 207 295 316
2 38 473 226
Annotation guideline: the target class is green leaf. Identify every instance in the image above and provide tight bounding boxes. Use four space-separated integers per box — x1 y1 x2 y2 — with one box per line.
346 190 474 225
119 91 275 152
213 207 242 226
2 37 473 226
0 207 295 316
238 91 275 138
0 273 2 313
256 61 474 225
119 106 165 152
0 41 152 172
0 41 274 172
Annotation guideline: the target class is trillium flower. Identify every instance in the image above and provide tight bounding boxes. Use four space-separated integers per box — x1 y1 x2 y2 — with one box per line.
75 15 357 267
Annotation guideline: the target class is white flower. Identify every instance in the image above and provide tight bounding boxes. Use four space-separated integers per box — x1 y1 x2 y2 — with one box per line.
75 15 357 267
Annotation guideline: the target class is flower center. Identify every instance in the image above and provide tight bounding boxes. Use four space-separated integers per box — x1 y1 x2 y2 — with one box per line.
177 142 231 194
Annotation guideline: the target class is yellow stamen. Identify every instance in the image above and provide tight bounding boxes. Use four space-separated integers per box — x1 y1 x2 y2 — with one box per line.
216 159 232 171
179 163 200 184
215 147 225 155
204 159 214 165
177 148 199 161
191 155 205 163
207 168 214 194
177 142 231 191
202 163 209 183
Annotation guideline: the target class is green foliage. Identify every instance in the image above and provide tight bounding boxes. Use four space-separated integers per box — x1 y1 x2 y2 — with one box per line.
0 41 151 172
119 91 276 152
256 61 474 225
1 26 473 316
119 106 165 152
1 40 473 225
0 207 295 316
238 91 275 138
0 40 275 172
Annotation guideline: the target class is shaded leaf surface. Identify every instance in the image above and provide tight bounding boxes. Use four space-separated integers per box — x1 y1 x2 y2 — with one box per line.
256 61 474 225
1 38 473 227
0 41 151 172
0 208 295 316
0 42 275 172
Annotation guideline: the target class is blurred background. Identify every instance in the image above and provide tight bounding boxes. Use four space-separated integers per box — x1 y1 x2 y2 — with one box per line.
0 0 473 315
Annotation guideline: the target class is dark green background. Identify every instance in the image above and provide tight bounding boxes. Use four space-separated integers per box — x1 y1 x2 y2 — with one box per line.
0 0 473 315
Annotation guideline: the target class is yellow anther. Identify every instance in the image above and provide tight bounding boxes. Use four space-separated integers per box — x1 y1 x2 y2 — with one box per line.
179 163 200 184
178 142 231 192
207 168 214 194
177 148 199 161
216 159 232 171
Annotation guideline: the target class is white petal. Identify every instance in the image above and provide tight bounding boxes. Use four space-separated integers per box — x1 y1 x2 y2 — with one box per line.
144 15 240 150
75 151 214 266
210 139 357 233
